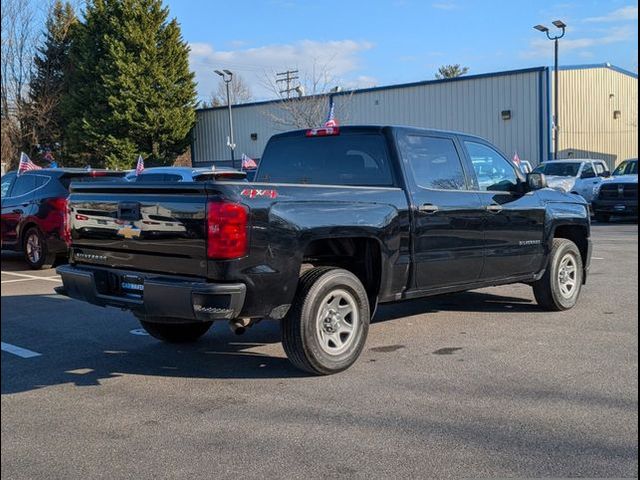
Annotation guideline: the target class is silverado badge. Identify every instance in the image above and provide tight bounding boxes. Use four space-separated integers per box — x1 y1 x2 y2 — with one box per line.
116 224 142 239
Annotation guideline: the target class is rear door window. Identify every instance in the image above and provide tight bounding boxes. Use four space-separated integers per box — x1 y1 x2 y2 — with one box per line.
1 172 16 198
10 175 37 197
399 135 467 190
257 133 393 186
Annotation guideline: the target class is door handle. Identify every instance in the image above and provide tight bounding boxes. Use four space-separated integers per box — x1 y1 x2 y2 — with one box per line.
418 203 439 214
486 204 503 213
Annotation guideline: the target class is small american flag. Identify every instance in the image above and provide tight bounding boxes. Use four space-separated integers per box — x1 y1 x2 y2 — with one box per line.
18 152 42 175
135 155 145 175
324 96 338 127
512 151 521 165
241 154 258 170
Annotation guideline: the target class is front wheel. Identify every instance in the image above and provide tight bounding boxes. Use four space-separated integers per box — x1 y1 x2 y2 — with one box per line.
281 267 370 375
532 238 583 311
138 318 213 343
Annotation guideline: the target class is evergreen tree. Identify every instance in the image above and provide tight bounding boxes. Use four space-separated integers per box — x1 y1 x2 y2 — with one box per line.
435 64 469 79
26 1 77 159
63 0 197 169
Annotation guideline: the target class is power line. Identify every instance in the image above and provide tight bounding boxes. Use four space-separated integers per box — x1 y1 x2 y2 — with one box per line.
276 69 299 98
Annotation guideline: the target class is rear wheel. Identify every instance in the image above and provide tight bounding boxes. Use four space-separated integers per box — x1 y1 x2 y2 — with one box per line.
138 318 213 343
281 267 370 375
23 227 55 270
532 238 583 311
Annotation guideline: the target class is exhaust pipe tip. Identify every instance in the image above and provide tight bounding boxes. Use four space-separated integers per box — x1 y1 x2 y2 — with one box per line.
229 318 251 335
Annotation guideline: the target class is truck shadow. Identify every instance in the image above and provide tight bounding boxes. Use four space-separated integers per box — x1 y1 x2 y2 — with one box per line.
3 287 540 394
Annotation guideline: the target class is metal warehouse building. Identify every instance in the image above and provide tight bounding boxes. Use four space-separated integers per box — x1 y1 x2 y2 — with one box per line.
192 63 638 169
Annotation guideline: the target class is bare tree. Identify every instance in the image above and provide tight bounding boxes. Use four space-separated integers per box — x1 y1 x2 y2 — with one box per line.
1 0 42 168
211 73 253 106
260 61 352 129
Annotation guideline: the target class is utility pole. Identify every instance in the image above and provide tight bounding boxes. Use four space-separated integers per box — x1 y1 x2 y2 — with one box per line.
215 69 236 168
276 70 299 98
534 20 566 160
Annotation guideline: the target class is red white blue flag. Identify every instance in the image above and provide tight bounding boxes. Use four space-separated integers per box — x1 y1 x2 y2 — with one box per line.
512 151 521 165
241 154 258 170
324 96 338 127
135 155 145 175
18 152 41 175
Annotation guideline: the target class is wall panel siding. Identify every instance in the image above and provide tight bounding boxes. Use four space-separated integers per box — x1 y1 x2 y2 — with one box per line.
552 67 638 168
192 69 547 166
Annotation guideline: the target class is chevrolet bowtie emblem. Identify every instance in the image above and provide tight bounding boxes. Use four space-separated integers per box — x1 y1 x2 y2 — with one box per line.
116 224 141 239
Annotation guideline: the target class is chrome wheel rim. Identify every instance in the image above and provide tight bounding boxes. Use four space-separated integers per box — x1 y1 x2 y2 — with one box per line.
26 233 41 264
557 253 578 299
315 289 359 355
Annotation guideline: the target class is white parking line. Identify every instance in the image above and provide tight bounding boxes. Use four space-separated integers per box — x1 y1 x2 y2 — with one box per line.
1 342 42 358
1 271 61 282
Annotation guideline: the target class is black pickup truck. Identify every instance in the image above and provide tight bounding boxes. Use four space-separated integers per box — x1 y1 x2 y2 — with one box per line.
57 126 592 374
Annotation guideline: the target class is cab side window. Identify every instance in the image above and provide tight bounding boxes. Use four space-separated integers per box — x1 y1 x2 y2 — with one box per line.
9 175 37 197
594 162 609 177
581 163 596 179
465 141 518 192
401 135 468 190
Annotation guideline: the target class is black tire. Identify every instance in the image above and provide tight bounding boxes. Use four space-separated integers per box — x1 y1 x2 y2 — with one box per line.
139 318 213 343
281 267 370 375
532 238 583 311
594 213 610 223
22 227 56 270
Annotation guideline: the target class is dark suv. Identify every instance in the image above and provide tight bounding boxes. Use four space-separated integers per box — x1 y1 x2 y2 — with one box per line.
592 159 638 222
1 169 124 269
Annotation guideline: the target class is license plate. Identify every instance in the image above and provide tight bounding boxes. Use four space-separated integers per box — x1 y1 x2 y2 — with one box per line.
121 275 144 296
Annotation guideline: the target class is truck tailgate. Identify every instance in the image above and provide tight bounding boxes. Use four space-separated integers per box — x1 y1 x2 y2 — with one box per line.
69 182 209 277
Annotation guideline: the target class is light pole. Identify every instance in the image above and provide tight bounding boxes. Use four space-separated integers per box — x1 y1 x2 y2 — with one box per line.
534 20 566 160
215 69 236 168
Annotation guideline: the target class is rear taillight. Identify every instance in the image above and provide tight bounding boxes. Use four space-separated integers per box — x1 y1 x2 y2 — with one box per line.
49 197 70 244
206 201 248 259
88 171 108 177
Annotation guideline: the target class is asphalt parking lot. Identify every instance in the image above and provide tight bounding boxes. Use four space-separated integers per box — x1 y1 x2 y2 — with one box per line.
1 222 638 479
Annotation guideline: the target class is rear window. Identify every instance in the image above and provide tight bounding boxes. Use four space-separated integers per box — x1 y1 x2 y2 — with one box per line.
533 162 581 177
256 133 394 186
134 173 183 182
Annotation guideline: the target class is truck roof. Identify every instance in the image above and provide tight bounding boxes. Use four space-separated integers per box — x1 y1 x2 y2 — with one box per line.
269 125 488 141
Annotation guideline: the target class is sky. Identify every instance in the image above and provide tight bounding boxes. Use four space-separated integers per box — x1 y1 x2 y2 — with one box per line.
163 0 639 102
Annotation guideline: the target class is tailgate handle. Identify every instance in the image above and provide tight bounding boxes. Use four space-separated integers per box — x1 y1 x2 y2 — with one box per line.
118 202 141 221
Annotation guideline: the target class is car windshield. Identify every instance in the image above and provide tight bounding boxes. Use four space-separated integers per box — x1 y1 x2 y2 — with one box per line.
613 160 638 176
533 162 581 177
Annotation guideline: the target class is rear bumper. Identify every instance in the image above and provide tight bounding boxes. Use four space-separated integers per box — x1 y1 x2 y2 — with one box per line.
592 198 638 216
56 264 246 322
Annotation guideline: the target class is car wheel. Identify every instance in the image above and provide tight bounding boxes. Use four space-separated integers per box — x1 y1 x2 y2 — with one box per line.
23 227 56 270
532 238 583 311
281 267 370 375
594 213 610 223
138 318 213 343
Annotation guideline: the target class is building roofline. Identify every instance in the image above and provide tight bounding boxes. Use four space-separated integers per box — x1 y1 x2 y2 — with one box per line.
559 63 638 78
196 66 548 113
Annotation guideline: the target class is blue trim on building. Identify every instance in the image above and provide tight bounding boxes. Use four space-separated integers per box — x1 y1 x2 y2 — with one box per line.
547 68 553 162
196 66 548 113
537 69 544 165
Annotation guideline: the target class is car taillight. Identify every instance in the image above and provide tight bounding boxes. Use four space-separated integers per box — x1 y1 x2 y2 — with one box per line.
49 197 70 244
206 201 248 259
88 171 108 177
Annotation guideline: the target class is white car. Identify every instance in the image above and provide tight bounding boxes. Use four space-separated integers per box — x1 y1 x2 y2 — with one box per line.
532 159 611 202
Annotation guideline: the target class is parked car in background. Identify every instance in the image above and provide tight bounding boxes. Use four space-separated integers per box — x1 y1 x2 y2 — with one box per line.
592 158 638 222
532 159 610 202
124 166 247 182
1 168 125 269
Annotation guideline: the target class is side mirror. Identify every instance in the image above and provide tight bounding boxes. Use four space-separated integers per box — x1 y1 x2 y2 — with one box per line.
527 172 547 190
601 171 611 178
